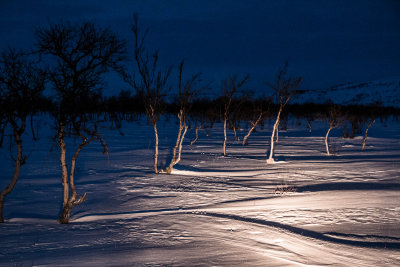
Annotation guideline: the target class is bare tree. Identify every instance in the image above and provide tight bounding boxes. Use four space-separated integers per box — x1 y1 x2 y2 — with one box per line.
267 63 302 164
221 75 249 156
123 14 171 174
190 122 204 147
0 49 45 222
242 97 270 146
37 21 125 223
361 118 375 150
324 104 343 156
164 62 204 174
242 110 264 146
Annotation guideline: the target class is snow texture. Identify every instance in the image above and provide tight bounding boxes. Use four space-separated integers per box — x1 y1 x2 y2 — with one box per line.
0 116 399 266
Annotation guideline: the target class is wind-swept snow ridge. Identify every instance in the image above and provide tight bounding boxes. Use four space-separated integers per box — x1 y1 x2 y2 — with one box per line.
196 212 400 250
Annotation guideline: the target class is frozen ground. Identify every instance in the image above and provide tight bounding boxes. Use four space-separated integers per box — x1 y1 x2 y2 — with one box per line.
0 117 399 266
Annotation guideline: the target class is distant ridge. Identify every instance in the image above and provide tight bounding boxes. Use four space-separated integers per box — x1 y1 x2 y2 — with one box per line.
294 77 400 108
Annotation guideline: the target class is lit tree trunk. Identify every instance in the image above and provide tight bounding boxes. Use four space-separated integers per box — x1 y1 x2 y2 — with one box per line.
69 136 90 202
325 125 333 156
242 112 263 146
276 125 279 143
190 124 201 147
323 105 342 156
267 107 282 164
58 124 70 224
362 119 375 150
0 121 24 223
69 144 82 201
233 124 238 141
165 112 184 174
223 115 228 156
176 125 188 164
153 120 159 174
59 129 91 224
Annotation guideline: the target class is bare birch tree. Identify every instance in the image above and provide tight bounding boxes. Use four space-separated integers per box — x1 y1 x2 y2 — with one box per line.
164 62 204 174
324 105 342 156
361 118 375 150
190 122 203 147
242 97 270 146
267 63 302 164
123 14 171 174
221 75 249 156
242 110 264 146
0 49 45 222
37 21 125 223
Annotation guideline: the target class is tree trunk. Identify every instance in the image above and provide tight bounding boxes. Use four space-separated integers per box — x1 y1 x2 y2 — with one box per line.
153 121 159 174
325 125 333 156
0 124 24 223
70 143 82 201
58 124 71 224
223 117 227 156
362 119 375 150
190 125 201 147
70 137 89 200
242 112 263 146
59 201 72 224
176 125 188 164
233 124 238 141
267 108 282 164
59 130 92 223
58 127 91 224
165 112 184 174
307 119 312 133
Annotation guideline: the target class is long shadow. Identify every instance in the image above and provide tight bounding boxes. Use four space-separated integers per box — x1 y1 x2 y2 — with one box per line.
325 232 400 241
198 212 400 250
278 153 400 162
227 152 400 163
215 196 277 205
0 230 170 265
296 182 400 192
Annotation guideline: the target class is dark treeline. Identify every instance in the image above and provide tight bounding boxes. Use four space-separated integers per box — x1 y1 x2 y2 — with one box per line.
101 93 400 128
6 90 399 125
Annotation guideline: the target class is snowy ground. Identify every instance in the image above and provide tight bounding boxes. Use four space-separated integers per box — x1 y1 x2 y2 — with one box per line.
0 117 399 266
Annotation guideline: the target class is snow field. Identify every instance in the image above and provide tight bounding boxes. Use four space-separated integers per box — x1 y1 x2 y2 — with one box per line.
0 117 399 266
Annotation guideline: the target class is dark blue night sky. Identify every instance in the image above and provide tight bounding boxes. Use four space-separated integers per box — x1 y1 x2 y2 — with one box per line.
1 0 399 95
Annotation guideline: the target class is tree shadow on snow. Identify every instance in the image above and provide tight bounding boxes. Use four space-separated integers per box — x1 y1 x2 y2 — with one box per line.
199 212 400 250
296 182 400 192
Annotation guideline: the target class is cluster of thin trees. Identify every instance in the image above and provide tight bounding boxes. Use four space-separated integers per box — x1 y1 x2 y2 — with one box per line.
1 17 398 224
